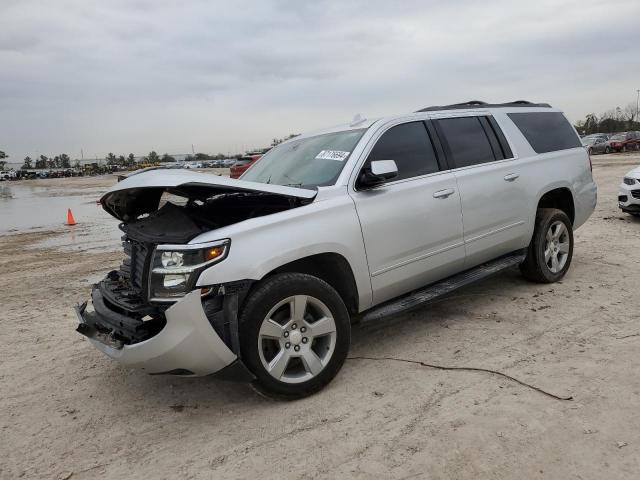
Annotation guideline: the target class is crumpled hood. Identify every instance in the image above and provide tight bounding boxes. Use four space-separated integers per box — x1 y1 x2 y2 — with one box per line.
101 169 317 221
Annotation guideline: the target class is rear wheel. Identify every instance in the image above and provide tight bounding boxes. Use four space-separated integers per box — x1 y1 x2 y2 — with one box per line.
239 273 351 398
605 146 611 154
520 208 574 283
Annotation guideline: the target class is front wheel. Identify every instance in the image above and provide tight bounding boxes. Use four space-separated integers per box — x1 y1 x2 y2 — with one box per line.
520 208 574 283
239 273 351 398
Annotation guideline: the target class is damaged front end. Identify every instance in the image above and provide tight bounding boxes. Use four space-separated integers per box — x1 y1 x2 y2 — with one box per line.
75 169 315 377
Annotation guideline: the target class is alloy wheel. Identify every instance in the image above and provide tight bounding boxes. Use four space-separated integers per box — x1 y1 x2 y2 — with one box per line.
544 221 570 273
257 295 337 384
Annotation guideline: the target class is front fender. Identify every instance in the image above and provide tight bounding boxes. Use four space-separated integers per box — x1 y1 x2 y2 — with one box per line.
194 195 373 311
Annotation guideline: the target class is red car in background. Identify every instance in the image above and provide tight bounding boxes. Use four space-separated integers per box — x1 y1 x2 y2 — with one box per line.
230 154 262 179
608 131 640 152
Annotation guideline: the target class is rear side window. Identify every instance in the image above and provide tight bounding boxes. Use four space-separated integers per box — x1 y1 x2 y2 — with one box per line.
366 121 440 181
436 116 496 168
508 112 581 153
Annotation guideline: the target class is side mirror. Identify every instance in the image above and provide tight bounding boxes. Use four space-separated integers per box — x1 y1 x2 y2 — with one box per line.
358 160 398 189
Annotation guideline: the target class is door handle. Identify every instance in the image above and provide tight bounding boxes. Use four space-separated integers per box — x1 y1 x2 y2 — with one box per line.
504 173 520 182
433 188 455 199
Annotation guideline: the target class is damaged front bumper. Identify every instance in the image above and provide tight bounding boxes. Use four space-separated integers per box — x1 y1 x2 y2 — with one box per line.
76 289 247 378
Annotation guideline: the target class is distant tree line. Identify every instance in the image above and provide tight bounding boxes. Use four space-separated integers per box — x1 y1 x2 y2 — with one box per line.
185 152 228 161
574 103 640 135
3 133 301 173
19 154 74 170
271 133 300 147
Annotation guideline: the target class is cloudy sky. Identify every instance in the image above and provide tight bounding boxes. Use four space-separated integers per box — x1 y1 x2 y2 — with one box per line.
1 0 639 164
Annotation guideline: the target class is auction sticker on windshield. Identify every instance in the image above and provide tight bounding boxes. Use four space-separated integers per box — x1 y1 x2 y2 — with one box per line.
315 150 350 161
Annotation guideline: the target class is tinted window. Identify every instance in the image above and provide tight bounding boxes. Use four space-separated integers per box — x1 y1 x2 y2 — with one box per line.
508 112 581 153
366 122 439 181
437 116 496 168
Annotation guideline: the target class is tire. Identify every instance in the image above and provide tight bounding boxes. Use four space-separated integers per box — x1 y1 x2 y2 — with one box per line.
605 146 611 154
520 208 574 283
239 272 351 398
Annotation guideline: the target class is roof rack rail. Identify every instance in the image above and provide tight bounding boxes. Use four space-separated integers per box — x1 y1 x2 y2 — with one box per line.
416 100 552 112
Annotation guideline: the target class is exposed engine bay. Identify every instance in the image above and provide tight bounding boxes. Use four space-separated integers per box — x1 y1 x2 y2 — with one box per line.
120 189 309 243
85 186 312 347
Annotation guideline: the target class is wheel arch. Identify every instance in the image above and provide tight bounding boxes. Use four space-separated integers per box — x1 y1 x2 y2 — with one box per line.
536 186 575 225
263 252 360 315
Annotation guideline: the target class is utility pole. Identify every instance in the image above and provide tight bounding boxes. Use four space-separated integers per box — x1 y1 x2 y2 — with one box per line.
636 89 639 123
191 144 195 155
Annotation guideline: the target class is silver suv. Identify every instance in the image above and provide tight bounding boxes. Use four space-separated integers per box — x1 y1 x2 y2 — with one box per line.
75 100 597 397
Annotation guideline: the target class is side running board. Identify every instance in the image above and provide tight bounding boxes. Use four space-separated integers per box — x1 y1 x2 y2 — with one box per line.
362 249 527 322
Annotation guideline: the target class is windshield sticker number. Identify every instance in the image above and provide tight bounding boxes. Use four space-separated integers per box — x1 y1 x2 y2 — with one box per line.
315 150 350 162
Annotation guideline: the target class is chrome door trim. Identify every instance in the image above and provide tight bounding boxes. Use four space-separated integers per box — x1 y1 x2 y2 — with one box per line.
464 220 526 245
370 241 465 277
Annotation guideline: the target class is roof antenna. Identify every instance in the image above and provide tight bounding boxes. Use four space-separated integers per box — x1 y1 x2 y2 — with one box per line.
350 113 366 127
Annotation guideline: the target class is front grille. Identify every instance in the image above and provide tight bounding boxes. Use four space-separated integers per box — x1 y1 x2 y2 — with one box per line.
121 236 152 293
631 190 640 199
624 177 636 185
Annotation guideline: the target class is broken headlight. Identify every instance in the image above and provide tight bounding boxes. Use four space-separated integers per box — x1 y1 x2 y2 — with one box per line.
149 239 230 301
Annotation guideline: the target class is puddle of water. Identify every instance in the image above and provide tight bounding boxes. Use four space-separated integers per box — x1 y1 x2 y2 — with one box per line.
0 181 122 252
0 182 111 231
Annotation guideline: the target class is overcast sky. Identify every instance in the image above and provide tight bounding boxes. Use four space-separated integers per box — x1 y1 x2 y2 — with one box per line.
1 0 640 163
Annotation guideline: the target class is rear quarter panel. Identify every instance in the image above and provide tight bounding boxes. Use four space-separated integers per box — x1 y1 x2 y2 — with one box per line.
492 110 597 235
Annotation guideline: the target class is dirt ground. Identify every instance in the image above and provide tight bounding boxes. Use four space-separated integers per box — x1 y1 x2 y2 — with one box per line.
1 156 639 479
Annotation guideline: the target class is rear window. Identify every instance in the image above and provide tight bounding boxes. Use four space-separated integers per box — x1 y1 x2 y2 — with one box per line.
508 112 581 153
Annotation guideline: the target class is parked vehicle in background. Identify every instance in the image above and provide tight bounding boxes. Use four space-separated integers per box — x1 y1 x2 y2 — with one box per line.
75 100 597 398
618 166 640 216
0 170 16 181
582 136 610 155
582 133 610 141
230 154 261 179
608 132 640 152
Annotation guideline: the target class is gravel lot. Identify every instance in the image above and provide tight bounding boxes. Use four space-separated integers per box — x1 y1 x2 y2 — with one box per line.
1 156 639 479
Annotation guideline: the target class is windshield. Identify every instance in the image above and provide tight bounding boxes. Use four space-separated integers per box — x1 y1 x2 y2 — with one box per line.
611 134 625 141
241 129 366 189
582 138 596 145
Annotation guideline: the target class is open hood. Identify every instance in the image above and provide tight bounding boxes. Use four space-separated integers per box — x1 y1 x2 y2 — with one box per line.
101 169 317 221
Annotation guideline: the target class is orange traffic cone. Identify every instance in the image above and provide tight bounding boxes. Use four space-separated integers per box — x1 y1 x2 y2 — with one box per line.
65 208 77 226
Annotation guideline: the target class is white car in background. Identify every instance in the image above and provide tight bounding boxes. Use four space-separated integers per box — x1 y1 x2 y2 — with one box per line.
619 166 640 216
0 170 16 181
